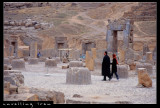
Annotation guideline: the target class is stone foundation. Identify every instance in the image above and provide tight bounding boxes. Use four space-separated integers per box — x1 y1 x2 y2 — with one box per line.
66 67 91 85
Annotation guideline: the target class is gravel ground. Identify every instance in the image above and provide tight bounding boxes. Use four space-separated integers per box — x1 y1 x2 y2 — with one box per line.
21 62 157 104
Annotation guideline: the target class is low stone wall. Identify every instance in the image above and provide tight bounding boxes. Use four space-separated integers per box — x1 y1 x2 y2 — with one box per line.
66 67 91 85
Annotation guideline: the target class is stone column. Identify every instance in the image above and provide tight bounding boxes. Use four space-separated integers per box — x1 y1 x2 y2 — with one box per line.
30 42 37 58
107 30 113 52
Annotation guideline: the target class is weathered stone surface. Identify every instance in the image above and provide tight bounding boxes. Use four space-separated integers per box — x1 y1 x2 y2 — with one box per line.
134 53 141 61
4 64 9 70
9 84 18 94
45 59 57 67
126 59 136 70
4 93 39 101
4 58 10 65
143 44 150 55
137 68 152 87
38 57 47 62
11 59 25 69
69 61 83 67
91 48 97 59
85 51 94 71
4 70 24 87
34 24 41 29
28 58 38 64
145 52 153 63
4 81 10 95
136 63 153 74
62 65 69 69
55 57 61 63
30 42 37 58
29 88 65 104
117 65 128 78
62 58 69 63
66 67 91 85
94 59 102 70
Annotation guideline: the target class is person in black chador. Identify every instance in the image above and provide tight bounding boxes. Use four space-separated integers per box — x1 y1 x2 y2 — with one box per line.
111 54 119 80
102 51 112 81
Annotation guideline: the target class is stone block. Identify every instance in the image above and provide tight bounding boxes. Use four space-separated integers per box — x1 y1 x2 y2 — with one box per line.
11 59 25 69
66 67 91 85
55 57 61 63
136 63 153 75
117 65 128 78
69 61 83 67
62 65 69 69
38 57 46 62
9 84 18 94
45 59 57 67
4 70 24 87
4 58 10 65
137 68 152 87
28 58 38 64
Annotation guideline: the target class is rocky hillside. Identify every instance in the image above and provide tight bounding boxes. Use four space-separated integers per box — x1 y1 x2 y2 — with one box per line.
3 2 156 51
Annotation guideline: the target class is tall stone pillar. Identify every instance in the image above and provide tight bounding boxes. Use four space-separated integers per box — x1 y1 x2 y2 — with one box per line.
30 42 37 58
107 30 113 52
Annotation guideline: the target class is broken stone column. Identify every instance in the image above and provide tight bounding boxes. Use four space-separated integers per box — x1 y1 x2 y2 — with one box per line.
11 59 25 69
30 42 37 58
137 68 152 88
45 59 57 67
28 58 38 64
66 67 91 85
69 61 83 67
117 65 128 78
